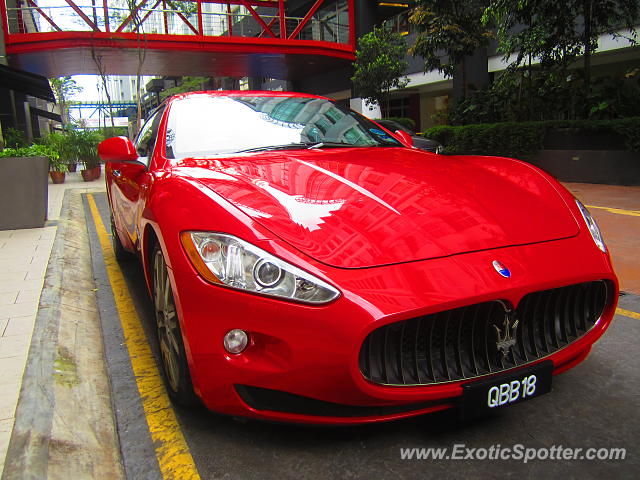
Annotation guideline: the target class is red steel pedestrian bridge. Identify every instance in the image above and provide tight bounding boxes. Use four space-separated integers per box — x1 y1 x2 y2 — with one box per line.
1 0 355 79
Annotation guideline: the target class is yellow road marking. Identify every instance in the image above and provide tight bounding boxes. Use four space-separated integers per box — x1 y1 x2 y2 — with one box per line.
585 204 640 217
87 194 200 480
616 308 640 320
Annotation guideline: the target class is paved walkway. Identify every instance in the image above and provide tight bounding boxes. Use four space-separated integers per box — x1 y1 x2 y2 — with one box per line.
0 171 105 475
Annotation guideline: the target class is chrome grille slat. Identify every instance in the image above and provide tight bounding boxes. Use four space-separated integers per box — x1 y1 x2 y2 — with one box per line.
360 281 610 386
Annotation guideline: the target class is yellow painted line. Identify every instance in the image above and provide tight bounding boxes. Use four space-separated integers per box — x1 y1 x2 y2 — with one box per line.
585 204 640 217
87 194 200 480
616 308 640 320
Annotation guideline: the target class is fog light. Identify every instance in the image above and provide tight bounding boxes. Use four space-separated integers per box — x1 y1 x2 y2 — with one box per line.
224 329 248 354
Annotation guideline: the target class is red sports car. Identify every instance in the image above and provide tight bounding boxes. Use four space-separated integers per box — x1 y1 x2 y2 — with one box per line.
99 91 618 424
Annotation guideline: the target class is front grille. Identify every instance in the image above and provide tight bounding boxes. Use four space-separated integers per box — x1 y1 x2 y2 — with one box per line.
359 281 610 385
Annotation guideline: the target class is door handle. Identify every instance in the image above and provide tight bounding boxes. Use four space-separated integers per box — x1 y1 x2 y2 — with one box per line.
113 169 122 178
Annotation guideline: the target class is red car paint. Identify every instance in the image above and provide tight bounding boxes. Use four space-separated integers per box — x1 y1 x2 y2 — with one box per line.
102 91 618 424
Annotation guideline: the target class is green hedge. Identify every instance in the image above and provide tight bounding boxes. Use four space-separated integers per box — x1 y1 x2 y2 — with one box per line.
422 117 640 159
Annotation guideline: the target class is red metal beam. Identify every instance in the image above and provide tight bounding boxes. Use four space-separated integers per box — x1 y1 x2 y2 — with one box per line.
163 0 169 34
288 0 324 40
138 0 163 31
0 0 8 41
278 0 286 39
63 0 99 32
116 0 150 34
102 0 110 33
26 0 62 32
166 0 199 35
196 0 203 35
5 30 356 58
198 0 277 6
239 1 276 38
258 18 277 38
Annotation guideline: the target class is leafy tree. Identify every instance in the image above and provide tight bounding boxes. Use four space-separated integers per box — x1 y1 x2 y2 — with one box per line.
50 76 83 126
409 0 493 98
351 26 409 110
484 0 640 115
160 77 211 100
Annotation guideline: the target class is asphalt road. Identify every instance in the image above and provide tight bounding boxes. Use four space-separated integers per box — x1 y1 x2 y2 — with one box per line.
87 192 639 480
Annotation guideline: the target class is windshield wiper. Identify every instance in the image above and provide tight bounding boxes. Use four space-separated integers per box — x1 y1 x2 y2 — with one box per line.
234 142 373 153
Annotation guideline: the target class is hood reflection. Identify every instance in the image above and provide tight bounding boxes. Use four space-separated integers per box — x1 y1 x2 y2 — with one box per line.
177 149 578 268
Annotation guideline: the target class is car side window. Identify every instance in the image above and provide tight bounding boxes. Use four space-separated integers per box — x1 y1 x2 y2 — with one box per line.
135 108 164 166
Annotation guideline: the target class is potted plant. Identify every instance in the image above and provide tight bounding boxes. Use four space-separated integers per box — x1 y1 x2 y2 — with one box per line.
76 130 103 181
0 144 50 229
41 131 73 179
48 152 67 184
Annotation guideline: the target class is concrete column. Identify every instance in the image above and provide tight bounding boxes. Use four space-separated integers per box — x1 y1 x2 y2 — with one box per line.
349 97 381 119
23 101 33 143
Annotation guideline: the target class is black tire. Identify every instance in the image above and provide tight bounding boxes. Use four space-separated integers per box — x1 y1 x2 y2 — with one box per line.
151 244 199 407
110 216 133 262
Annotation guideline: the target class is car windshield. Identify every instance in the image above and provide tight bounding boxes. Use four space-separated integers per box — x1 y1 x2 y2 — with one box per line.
164 95 401 158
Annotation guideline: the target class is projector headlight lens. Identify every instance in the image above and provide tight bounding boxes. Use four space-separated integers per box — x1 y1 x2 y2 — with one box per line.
181 232 340 304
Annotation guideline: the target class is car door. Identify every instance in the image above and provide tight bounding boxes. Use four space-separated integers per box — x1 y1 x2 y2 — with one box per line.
109 107 164 251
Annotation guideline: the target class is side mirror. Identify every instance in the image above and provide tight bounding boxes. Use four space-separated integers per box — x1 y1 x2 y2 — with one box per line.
98 136 138 163
394 130 414 148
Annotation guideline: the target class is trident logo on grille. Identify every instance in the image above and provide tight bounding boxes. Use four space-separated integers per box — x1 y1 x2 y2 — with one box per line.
494 312 519 359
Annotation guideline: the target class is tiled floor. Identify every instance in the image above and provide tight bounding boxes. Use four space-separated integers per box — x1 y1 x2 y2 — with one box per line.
0 170 105 474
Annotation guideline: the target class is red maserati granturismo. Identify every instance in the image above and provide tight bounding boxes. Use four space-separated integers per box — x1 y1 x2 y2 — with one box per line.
99 91 618 424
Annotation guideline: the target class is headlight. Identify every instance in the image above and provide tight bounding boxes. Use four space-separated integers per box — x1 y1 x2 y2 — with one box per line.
180 232 340 304
575 199 606 253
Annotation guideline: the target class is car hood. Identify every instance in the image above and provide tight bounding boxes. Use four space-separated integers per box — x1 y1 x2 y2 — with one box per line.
176 148 579 268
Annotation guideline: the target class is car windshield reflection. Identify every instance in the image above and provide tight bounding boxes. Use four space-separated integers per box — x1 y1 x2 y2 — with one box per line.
165 95 400 158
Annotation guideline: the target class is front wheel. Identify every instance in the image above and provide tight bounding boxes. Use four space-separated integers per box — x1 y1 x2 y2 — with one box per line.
110 216 133 262
152 244 199 407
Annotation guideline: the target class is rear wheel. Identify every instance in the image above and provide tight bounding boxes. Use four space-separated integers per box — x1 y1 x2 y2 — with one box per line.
152 244 199 407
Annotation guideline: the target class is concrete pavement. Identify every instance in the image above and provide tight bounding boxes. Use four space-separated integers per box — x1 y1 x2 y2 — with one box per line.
0 171 113 478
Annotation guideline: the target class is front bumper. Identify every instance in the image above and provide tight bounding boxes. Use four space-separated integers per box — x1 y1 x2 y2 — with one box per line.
169 231 618 425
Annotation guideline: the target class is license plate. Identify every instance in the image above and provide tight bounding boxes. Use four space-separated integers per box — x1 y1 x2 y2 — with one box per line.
459 361 553 420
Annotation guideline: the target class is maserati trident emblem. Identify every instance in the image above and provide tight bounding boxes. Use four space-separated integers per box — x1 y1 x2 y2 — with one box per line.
492 260 511 278
494 312 519 359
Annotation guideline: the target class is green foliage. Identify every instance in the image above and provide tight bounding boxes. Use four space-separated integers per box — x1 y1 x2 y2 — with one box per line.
422 117 640 159
423 122 546 159
478 0 640 120
448 69 640 124
38 128 103 169
160 77 211 100
100 126 129 138
0 144 63 170
73 129 103 168
351 26 409 107
3 128 28 148
409 1 493 77
484 0 639 71
50 76 82 125
50 76 82 104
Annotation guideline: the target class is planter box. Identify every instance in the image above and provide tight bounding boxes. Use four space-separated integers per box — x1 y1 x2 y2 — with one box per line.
529 150 640 186
0 156 49 230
